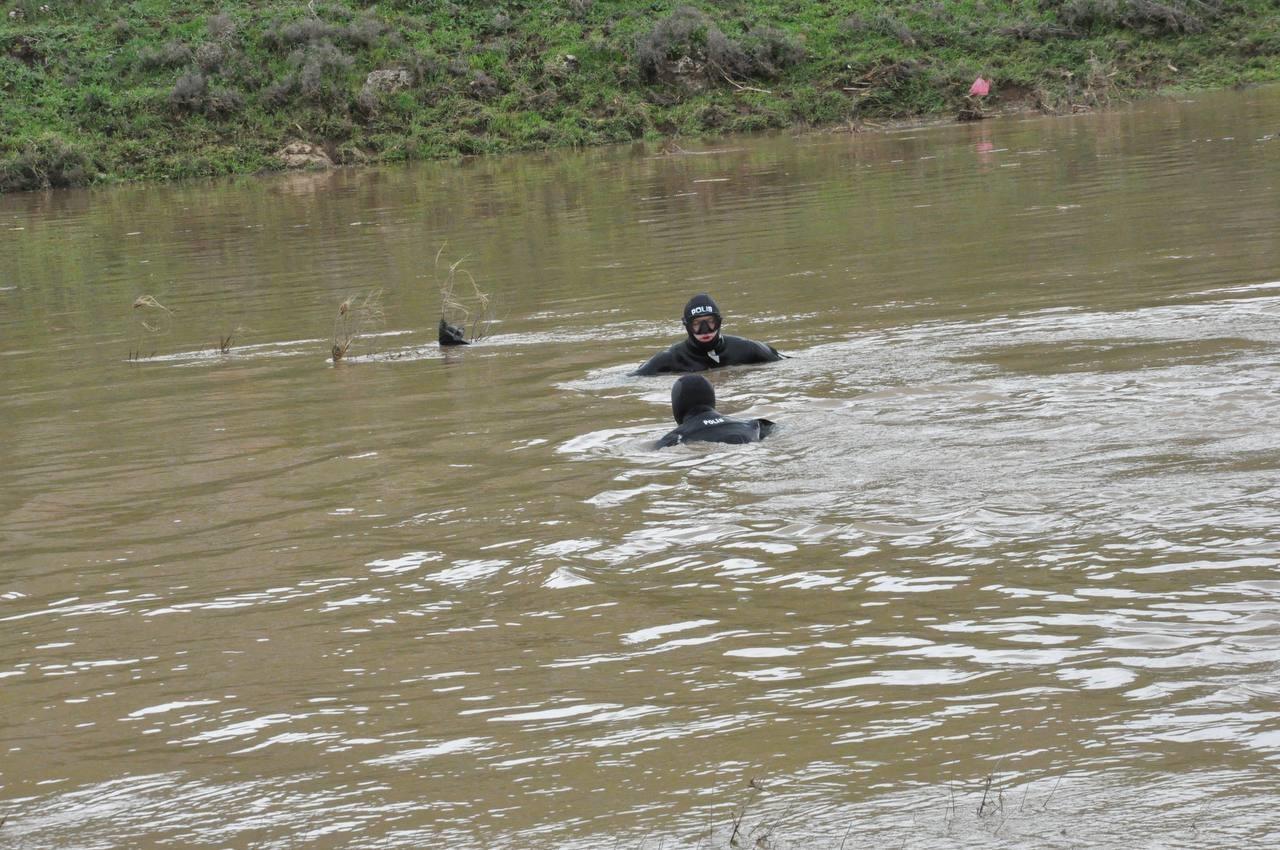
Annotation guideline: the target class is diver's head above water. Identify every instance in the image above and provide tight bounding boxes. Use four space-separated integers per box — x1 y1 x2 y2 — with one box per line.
671 374 717 424
682 293 722 352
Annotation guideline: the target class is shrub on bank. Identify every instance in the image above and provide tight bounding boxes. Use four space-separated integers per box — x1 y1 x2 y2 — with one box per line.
1047 0 1221 36
137 41 194 71
167 70 246 117
0 135 98 192
635 6 804 83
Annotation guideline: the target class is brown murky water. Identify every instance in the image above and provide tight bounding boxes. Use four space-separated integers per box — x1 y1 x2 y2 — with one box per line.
3 86 1280 849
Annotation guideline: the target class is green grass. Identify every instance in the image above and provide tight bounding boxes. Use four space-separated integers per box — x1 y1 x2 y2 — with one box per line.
2 1 1278 191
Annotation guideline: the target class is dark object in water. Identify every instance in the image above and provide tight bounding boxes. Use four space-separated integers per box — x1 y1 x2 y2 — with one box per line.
439 318 470 346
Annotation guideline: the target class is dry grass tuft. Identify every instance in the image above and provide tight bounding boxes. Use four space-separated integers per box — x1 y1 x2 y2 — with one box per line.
132 294 173 330
436 244 493 344
331 289 385 361
129 294 174 359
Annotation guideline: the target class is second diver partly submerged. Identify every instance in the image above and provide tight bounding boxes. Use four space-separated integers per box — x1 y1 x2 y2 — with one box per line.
655 374 775 448
633 293 783 376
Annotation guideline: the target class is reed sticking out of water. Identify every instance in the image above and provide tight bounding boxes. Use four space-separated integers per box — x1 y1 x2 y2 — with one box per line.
977 772 996 816
216 325 247 355
1039 773 1064 812
977 756 1009 834
436 244 493 345
129 294 173 360
331 289 385 361
727 777 763 848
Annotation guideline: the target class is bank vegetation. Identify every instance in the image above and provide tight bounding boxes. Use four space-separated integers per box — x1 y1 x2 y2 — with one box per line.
2 0 1278 192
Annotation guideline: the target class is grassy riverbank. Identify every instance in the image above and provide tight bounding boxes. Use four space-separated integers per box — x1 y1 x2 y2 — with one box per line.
3 1 1278 192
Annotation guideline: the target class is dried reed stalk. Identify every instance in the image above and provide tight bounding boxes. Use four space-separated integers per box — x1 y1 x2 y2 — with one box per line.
435 244 493 344
331 289 385 361
129 294 174 360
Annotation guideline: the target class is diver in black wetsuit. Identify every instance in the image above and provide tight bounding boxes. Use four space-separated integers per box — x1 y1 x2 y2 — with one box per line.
655 374 776 448
632 293 782 376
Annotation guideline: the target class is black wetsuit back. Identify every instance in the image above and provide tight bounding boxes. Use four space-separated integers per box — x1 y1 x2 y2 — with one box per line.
655 410 776 448
654 373 775 448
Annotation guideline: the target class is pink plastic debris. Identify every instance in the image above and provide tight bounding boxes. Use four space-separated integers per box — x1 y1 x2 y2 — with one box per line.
968 77 991 97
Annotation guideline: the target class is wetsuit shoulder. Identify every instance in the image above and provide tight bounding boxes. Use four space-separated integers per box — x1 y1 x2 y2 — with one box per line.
654 428 682 449
633 344 679 376
719 335 783 365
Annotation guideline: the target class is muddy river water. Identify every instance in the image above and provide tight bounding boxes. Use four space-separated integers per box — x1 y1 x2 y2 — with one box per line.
3 86 1279 848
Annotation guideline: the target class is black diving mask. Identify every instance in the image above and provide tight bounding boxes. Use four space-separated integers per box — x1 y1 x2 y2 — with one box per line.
689 316 720 335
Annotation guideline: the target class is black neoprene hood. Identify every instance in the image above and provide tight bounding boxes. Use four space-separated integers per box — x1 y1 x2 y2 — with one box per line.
682 293 721 328
682 293 723 352
671 374 717 423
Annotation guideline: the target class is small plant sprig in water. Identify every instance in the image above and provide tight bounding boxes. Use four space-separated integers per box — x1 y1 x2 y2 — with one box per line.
331 289 385 361
215 325 248 355
129 294 173 360
436 244 493 345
